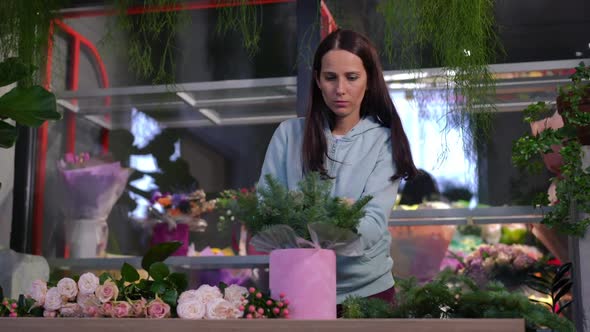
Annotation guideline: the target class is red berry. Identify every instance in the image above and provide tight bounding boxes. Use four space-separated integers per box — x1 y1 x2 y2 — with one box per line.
279 293 286 298
249 287 256 293
282 309 289 316
257 308 264 315
277 302 284 308
248 305 256 313
266 300 272 306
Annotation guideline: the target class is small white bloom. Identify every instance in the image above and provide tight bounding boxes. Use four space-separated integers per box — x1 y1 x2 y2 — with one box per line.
77 273 99 295
178 290 203 305
44 287 64 311
206 298 241 319
28 280 47 306
223 284 248 307
177 301 206 319
57 278 78 301
195 285 222 304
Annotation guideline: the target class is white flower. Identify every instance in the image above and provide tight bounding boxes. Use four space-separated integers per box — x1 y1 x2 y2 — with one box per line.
77 273 99 295
178 290 203 305
44 287 64 311
177 301 206 319
77 293 100 309
95 280 119 303
223 284 248 307
57 278 78 301
205 298 241 319
28 280 47 306
195 285 222 304
59 303 83 317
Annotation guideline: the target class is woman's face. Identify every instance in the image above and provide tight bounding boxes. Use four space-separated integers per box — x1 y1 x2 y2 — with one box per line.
316 49 368 121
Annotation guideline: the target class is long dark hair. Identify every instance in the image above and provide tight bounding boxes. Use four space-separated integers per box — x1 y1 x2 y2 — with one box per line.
302 29 418 181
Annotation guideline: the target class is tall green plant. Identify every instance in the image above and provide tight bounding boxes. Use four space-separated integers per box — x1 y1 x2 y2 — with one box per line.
377 0 500 159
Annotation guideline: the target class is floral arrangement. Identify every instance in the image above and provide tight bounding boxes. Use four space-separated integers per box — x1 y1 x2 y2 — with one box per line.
176 284 289 319
150 189 216 232
57 152 133 257
461 243 543 288
216 173 371 254
0 242 288 320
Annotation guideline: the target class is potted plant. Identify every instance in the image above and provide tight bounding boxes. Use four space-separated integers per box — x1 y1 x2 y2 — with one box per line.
217 172 371 319
512 62 590 237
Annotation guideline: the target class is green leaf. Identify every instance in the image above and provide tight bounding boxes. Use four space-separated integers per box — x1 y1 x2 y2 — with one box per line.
0 58 36 87
553 281 573 304
162 289 178 308
149 262 170 281
150 280 167 295
0 120 18 148
18 294 25 308
168 272 188 293
121 263 140 283
0 285 3 299
0 86 61 126
141 241 182 271
555 263 572 282
99 272 113 285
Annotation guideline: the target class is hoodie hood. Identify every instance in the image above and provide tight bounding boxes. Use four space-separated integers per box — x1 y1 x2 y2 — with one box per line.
323 115 385 141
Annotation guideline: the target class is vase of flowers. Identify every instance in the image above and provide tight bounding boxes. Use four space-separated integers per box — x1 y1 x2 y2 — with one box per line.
57 153 132 258
149 190 216 256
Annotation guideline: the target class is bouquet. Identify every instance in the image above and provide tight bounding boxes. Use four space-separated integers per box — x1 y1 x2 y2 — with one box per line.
57 153 132 258
462 243 543 289
149 190 216 256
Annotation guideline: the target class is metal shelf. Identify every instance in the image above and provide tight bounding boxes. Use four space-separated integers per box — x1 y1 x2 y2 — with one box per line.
48 255 269 272
388 205 549 226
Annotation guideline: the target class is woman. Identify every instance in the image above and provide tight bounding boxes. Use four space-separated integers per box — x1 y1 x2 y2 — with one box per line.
258 29 418 306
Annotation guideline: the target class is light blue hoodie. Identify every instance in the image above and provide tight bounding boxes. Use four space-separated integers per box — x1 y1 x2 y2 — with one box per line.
258 116 399 303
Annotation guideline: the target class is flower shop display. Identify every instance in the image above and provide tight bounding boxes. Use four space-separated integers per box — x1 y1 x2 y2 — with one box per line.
460 243 543 290
0 242 288 320
149 190 216 256
57 153 132 258
218 173 371 319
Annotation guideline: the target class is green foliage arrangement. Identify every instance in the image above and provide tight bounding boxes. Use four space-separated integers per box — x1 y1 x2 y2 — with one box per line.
512 62 590 236
217 172 372 241
341 270 574 332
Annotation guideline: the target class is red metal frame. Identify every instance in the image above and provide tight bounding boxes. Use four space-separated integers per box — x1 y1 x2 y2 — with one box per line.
34 0 337 256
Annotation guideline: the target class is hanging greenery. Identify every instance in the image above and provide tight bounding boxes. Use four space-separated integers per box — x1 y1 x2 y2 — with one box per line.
110 0 189 84
376 0 500 159
215 0 263 58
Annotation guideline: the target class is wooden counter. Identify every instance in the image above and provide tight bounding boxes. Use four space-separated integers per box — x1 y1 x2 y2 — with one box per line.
1 318 524 332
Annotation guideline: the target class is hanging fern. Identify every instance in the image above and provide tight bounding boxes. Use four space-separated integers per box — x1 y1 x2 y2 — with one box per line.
377 0 501 160
215 0 263 58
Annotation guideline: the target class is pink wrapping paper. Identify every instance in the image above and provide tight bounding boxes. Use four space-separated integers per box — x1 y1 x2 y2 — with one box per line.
269 249 336 319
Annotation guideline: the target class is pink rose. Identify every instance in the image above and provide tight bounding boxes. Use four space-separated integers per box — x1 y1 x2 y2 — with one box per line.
177 301 206 319
83 305 100 318
99 302 114 317
146 298 171 319
28 280 47 306
57 278 78 301
111 301 132 318
131 298 147 317
95 280 119 303
44 287 64 311
206 298 241 319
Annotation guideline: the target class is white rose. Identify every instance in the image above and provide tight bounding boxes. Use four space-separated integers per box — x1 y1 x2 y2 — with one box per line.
28 280 47 306
223 285 248 307
196 285 222 304
95 280 119 303
205 298 241 319
59 303 83 317
44 287 64 311
57 278 78 301
177 301 206 319
178 290 203 305
77 273 99 295
77 293 100 309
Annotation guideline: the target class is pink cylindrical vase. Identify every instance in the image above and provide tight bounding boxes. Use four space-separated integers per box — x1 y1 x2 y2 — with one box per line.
269 248 336 319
